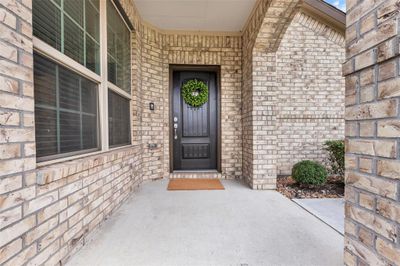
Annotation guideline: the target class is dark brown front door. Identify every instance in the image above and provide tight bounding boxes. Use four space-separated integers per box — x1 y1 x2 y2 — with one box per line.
172 69 218 171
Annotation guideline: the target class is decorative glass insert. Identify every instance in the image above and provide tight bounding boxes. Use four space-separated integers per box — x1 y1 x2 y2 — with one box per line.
108 90 131 147
33 0 100 74
34 53 99 161
107 0 131 93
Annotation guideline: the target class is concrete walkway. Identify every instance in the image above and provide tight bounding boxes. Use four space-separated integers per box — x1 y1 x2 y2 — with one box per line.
67 180 343 266
293 198 345 234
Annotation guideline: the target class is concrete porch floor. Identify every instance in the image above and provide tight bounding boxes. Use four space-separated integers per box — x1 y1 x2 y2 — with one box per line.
67 180 343 266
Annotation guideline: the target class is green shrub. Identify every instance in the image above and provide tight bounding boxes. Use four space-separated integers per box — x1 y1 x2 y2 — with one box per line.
324 140 345 177
292 160 328 186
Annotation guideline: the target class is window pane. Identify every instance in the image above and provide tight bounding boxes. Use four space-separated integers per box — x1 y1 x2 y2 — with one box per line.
83 114 98 149
81 79 98 114
32 0 100 74
34 53 99 161
107 55 117 85
86 0 100 41
83 0 101 75
64 15 84 65
107 0 131 93
86 35 100 74
107 25 115 56
108 90 130 147
35 107 57 157
64 0 84 27
32 0 61 51
34 54 57 107
116 37 131 91
60 111 81 153
59 67 80 111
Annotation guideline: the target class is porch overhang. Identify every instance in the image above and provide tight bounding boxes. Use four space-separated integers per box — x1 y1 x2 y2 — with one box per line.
133 0 258 33
132 0 345 35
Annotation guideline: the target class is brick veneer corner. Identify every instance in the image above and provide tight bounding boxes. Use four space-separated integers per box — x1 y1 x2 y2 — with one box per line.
344 0 400 265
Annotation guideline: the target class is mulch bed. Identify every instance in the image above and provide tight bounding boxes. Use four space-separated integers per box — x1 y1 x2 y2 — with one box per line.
277 176 344 199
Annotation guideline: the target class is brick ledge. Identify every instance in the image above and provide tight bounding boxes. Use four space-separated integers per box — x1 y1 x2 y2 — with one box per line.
36 145 142 186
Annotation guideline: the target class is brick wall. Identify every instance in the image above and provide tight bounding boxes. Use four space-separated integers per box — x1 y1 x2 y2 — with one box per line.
141 30 244 180
138 29 244 181
130 0 343 186
7 147 142 265
275 11 345 175
0 0 36 264
344 0 400 264
163 34 243 179
140 26 165 180
0 1 144 265
120 0 243 180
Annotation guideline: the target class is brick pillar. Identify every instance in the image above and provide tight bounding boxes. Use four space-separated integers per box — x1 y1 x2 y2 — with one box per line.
344 0 400 264
251 51 277 189
242 0 299 189
0 0 36 263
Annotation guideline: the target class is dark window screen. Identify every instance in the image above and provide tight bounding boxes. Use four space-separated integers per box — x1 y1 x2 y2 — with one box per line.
34 53 99 161
108 90 130 147
107 0 131 93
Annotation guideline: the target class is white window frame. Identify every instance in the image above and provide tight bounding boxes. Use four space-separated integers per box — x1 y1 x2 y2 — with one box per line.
104 0 133 149
33 0 132 166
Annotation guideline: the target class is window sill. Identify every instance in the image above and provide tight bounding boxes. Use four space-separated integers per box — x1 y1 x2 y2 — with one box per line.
36 144 141 185
108 143 133 152
37 149 104 168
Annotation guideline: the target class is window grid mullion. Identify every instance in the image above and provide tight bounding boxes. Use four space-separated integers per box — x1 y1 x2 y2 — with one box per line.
86 32 99 46
35 103 96 117
60 0 64 53
88 0 99 13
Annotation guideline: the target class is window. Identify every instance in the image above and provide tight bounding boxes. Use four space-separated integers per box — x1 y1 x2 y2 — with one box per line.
107 0 131 147
34 53 99 161
33 0 132 162
33 0 100 74
107 0 131 93
108 91 131 147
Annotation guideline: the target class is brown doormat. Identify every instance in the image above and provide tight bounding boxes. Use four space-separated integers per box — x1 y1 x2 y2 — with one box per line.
167 178 224 191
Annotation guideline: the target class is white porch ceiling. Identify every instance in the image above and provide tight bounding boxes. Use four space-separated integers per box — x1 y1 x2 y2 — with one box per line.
133 0 258 32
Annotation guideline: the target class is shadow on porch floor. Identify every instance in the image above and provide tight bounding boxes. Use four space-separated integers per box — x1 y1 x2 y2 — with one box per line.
67 179 343 266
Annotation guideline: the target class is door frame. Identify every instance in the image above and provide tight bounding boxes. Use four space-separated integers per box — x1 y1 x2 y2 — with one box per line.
169 64 221 173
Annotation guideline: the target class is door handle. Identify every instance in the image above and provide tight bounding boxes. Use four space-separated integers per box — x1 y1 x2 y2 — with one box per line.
174 122 178 140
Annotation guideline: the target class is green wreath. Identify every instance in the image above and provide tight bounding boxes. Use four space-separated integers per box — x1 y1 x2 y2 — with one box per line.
181 79 209 108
